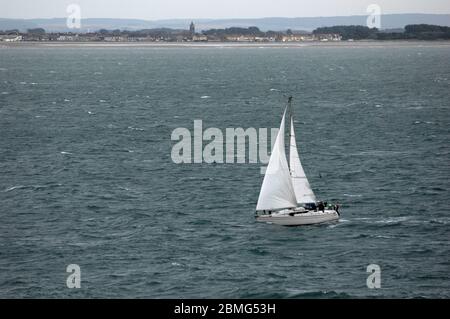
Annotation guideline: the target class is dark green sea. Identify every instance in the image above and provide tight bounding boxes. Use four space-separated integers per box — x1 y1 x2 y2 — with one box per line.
0 42 449 298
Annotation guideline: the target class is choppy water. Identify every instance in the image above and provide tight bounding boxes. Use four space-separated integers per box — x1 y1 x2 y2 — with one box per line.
0 43 449 298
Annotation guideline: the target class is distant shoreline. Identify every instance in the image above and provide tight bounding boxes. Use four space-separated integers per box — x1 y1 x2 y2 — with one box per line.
2 40 450 49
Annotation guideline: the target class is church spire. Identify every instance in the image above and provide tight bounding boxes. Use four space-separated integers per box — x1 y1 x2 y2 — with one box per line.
189 21 195 36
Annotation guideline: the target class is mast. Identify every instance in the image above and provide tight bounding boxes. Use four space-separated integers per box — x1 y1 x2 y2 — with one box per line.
288 96 293 162
288 97 317 204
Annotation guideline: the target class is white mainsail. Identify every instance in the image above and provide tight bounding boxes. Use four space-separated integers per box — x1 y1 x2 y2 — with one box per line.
256 110 297 211
289 117 317 204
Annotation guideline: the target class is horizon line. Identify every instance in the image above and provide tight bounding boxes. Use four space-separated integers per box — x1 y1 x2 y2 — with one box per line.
2 12 450 21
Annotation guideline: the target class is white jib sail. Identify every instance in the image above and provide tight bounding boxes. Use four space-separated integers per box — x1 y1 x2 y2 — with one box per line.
289 117 317 204
256 109 297 211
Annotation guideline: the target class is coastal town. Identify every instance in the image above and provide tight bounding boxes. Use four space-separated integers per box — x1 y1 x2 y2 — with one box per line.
0 21 342 43
1 22 449 43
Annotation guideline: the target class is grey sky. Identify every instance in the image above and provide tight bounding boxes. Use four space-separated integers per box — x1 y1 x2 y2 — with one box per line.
1 0 450 19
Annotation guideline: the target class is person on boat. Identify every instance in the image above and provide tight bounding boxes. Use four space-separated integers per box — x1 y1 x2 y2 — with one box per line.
307 202 317 211
318 202 325 212
335 204 340 215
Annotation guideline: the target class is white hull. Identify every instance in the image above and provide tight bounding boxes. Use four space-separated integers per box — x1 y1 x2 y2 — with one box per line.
256 210 339 226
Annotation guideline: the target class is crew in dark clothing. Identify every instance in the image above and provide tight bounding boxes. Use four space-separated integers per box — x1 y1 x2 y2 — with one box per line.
318 202 325 212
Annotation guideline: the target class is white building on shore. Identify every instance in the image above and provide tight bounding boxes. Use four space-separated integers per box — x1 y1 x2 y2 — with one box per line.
0 35 23 42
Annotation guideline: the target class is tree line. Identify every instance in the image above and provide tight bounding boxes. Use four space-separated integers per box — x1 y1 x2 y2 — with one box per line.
2 24 450 41
313 24 450 40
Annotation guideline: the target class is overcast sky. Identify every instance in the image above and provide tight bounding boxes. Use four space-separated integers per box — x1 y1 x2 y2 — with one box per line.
1 0 450 20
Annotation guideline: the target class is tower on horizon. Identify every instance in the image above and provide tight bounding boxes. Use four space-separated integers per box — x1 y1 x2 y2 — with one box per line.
189 21 195 36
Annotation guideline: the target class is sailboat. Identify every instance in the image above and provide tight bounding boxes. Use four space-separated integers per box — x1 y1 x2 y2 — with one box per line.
255 97 340 226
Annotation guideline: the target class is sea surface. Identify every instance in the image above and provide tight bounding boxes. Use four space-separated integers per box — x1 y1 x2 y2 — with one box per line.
0 42 449 298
